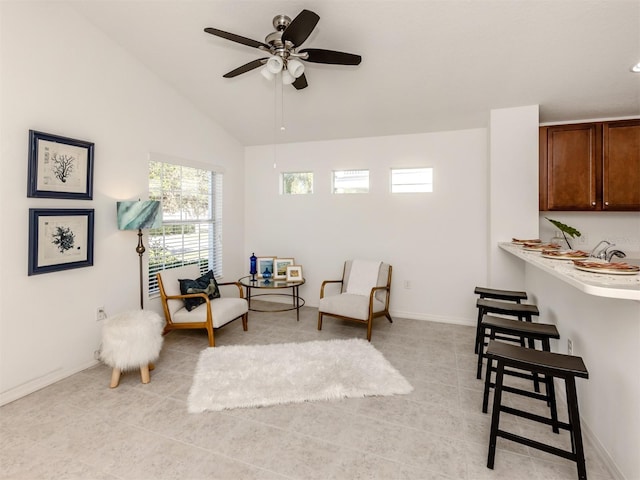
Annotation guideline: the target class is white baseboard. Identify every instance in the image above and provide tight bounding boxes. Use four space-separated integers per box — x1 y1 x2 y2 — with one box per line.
0 359 99 407
389 309 475 327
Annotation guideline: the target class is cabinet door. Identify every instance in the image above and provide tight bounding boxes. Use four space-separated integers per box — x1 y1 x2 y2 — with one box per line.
603 120 640 211
544 123 599 210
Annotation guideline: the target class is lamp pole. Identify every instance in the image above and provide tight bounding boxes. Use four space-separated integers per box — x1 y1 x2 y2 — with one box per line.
136 228 145 309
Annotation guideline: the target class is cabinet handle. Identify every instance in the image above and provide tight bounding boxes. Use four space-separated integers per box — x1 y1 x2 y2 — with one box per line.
592 202 596 206
605 201 609 206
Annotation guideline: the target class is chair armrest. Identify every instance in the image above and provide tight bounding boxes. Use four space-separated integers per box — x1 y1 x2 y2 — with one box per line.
217 281 245 298
320 279 343 299
164 292 209 302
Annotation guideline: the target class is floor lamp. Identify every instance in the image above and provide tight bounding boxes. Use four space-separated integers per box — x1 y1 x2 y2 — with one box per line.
116 200 162 309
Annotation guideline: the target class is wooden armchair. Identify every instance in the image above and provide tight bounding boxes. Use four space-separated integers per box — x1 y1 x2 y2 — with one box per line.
157 264 248 347
317 260 392 341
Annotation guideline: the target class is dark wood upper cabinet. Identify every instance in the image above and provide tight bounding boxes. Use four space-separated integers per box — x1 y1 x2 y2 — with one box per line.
540 119 640 211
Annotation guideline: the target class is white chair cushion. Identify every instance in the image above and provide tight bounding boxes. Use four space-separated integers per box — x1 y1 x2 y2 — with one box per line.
318 293 385 321
172 297 248 328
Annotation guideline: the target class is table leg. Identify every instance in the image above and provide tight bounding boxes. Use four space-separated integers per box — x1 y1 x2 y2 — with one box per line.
295 285 300 321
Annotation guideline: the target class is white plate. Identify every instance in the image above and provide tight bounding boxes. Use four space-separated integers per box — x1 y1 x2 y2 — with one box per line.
523 244 560 252
574 265 640 275
542 252 589 260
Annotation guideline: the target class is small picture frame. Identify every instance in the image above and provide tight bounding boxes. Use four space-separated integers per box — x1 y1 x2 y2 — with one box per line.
257 257 275 278
27 130 94 199
286 265 303 282
273 258 295 279
28 208 95 275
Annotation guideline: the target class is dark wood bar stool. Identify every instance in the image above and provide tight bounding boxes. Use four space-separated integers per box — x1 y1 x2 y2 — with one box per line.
475 299 540 376
486 341 589 480
473 287 528 355
479 315 560 414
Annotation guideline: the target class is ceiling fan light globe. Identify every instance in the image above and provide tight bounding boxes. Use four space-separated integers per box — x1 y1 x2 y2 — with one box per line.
266 56 284 74
260 66 275 80
287 59 305 78
281 70 295 85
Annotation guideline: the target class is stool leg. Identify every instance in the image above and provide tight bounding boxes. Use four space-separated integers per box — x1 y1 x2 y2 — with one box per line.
474 306 485 354
140 364 150 384
476 324 489 379
566 377 587 480
482 356 493 413
109 368 121 388
487 361 505 470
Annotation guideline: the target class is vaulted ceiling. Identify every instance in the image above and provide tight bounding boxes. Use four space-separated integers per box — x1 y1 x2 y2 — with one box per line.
69 0 639 146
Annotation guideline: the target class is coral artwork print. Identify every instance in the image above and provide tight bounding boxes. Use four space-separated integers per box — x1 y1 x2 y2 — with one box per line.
51 153 74 183
51 226 76 253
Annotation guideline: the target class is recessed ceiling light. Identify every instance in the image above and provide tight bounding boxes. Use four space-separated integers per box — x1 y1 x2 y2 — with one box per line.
632 62 640 73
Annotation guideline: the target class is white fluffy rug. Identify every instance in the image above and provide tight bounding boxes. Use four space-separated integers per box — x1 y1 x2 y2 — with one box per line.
187 338 413 413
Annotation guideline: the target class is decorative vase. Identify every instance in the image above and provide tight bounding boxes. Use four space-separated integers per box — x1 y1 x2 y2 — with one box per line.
250 252 257 281
262 267 272 284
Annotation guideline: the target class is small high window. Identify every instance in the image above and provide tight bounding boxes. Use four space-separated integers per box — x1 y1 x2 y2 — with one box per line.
282 172 313 195
333 170 370 194
391 167 433 193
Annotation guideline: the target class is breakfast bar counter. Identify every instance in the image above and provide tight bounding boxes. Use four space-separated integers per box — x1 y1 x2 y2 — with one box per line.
498 241 640 479
499 242 640 301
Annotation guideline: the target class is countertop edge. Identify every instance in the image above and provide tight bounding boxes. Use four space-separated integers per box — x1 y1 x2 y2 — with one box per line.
498 243 640 301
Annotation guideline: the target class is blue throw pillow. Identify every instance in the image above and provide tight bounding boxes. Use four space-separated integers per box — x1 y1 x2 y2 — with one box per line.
178 270 220 312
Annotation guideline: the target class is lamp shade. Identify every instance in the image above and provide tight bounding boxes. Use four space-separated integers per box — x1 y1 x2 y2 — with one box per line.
287 59 305 78
266 55 284 74
281 70 295 85
117 200 162 230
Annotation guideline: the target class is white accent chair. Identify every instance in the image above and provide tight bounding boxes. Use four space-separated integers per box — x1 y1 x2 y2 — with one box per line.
317 260 393 341
157 264 248 347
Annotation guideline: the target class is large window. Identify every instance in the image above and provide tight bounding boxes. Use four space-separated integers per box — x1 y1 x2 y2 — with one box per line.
391 167 433 193
148 160 223 294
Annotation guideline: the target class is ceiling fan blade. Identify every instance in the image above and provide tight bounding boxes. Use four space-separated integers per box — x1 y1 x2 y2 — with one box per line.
300 48 362 65
281 10 320 46
223 58 268 78
204 27 270 50
292 73 308 90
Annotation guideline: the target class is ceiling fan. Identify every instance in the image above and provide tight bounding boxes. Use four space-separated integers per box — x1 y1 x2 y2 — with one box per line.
204 9 362 90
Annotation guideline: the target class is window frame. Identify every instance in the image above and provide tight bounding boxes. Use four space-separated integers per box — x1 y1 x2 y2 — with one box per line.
332 169 370 194
390 167 434 193
281 171 314 195
147 158 223 296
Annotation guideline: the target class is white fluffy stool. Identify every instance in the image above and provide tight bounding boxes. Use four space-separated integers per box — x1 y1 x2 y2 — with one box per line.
99 310 164 388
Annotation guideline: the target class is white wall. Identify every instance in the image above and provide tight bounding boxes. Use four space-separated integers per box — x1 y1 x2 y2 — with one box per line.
0 2 245 403
245 129 488 324
488 105 540 289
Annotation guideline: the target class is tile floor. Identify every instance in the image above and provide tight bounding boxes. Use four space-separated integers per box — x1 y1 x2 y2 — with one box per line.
0 304 612 480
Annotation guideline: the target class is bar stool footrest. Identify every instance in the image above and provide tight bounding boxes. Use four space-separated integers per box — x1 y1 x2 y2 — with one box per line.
497 429 577 461
501 405 569 430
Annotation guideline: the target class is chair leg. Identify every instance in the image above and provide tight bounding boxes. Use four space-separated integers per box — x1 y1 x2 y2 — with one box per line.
109 368 121 388
140 364 150 384
242 313 248 331
317 312 323 331
366 318 373 342
385 312 393 323
207 326 215 347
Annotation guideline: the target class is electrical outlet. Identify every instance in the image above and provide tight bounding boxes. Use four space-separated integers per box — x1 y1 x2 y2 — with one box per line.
96 307 107 321
567 338 573 355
